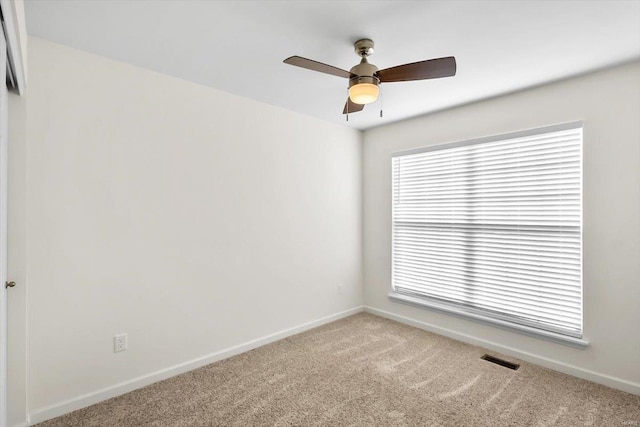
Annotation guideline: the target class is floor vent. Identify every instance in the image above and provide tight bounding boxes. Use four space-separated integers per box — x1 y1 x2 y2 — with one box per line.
481 354 520 370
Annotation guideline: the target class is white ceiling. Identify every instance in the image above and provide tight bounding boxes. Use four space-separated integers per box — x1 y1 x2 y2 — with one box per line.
24 0 640 130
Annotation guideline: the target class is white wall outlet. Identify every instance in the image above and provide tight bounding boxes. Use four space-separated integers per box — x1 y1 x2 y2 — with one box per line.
337 284 344 294
114 333 127 353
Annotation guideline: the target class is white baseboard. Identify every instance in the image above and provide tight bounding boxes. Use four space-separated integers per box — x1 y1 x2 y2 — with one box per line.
364 306 640 396
29 306 364 425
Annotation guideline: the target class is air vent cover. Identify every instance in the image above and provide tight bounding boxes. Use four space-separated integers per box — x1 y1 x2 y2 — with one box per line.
481 354 520 370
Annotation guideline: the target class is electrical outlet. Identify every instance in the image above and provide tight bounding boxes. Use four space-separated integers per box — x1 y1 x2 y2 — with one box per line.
337 284 344 294
114 333 127 353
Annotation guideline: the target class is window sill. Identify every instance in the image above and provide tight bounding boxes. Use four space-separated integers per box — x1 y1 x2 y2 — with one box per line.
388 291 589 349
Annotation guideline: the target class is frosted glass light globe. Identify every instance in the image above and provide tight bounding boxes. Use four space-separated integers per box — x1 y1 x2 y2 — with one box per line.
348 83 379 105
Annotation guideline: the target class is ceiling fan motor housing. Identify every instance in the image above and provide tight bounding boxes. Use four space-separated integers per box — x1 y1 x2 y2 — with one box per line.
350 39 379 89
349 60 380 89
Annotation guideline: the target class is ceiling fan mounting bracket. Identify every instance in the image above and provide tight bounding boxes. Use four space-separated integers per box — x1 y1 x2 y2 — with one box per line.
354 39 375 58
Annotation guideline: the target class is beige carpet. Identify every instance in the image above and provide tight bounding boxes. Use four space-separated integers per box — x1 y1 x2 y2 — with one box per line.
38 313 640 426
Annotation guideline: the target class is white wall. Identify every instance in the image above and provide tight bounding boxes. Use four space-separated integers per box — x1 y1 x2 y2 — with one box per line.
25 37 362 417
363 62 640 393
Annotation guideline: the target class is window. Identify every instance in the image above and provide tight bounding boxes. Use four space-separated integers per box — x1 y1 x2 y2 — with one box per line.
391 123 583 342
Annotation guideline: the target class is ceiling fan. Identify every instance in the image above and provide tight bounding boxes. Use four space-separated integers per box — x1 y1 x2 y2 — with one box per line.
283 39 456 116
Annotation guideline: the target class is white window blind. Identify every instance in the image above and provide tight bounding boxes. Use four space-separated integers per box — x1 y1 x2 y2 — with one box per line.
391 123 583 338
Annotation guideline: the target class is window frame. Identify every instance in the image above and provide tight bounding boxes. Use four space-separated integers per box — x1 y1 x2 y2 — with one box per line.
389 122 587 348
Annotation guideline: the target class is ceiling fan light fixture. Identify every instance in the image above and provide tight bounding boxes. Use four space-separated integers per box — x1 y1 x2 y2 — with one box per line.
348 75 380 105
349 83 379 105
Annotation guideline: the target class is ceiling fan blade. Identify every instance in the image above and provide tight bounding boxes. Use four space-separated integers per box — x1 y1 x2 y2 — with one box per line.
377 56 456 83
343 98 365 115
283 56 351 79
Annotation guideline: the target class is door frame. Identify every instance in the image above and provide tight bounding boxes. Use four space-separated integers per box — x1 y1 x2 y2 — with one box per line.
0 1 25 424
0 26 8 427
0 0 26 95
